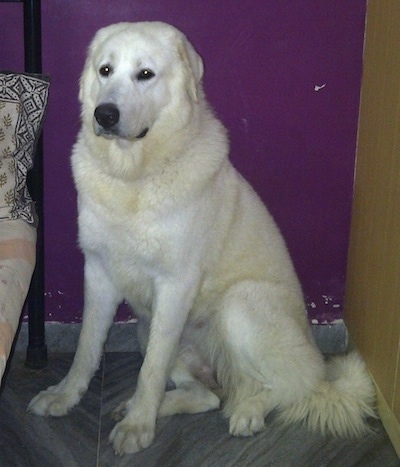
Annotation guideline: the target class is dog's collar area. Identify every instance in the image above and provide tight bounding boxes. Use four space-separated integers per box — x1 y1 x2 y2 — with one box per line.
136 128 149 139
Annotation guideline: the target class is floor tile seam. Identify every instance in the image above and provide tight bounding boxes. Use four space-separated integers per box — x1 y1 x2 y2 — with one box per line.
96 353 106 467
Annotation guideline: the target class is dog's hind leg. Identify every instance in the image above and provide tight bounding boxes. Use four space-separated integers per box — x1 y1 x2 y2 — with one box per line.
112 358 220 421
214 281 324 438
158 360 220 417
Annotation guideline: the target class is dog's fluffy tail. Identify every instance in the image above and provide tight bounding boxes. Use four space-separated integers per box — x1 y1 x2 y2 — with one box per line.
279 352 377 437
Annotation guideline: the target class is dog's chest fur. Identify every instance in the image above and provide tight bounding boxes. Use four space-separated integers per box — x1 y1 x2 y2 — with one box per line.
79 200 168 306
75 158 210 315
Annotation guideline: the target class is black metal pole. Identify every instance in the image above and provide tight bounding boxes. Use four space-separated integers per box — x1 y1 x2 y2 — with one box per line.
23 0 47 369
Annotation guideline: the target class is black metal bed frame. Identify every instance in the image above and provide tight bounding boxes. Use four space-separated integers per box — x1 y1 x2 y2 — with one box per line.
2 0 47 369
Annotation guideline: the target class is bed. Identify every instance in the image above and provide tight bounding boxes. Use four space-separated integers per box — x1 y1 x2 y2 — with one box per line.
0 0 49 385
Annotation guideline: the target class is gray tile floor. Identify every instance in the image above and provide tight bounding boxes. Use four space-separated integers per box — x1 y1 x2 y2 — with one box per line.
0 352 399 467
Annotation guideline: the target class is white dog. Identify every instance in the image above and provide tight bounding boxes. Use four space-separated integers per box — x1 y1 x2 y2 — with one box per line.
28 22 375 455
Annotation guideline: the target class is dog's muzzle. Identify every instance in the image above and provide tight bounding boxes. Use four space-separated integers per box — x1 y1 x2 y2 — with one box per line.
94 103 149 139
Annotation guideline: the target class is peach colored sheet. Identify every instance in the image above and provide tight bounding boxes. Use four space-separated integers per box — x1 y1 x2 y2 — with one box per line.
0 220 36 385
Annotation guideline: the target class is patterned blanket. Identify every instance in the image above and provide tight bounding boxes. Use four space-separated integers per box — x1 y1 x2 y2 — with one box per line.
0 219 36 384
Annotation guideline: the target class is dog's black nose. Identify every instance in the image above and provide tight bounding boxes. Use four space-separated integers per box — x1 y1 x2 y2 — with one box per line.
94 103 120 130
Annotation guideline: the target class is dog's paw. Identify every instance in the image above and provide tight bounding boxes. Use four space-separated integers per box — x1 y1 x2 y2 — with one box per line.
111 400 128 421
110 419 155 455
229 411 265 437
28 386 77 417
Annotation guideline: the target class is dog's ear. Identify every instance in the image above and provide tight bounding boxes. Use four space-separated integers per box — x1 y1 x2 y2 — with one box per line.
177 36 204 103
78 61 89 103
79 27 109 103
79 41 99 104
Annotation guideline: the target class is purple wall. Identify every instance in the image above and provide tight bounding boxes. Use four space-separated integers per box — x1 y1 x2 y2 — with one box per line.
0 1 367 323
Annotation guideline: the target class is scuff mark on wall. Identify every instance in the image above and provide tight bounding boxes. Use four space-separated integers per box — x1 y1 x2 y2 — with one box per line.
306 294 343 324
311 318 343 326
314 83 327 91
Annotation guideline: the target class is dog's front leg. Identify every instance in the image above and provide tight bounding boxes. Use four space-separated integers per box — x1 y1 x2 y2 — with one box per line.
110 276 198 455
28 255 121 416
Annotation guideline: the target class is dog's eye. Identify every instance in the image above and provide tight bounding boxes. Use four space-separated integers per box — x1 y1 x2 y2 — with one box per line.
137 69 155 81
99 65 113 77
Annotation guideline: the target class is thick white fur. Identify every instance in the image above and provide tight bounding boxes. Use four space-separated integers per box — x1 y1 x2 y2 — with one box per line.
28 22 376 455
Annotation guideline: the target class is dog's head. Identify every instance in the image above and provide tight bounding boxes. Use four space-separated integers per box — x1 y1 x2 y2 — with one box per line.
79 22 204 142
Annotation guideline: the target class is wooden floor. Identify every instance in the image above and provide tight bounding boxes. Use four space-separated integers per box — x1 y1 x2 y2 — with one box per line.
0 352 398 467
